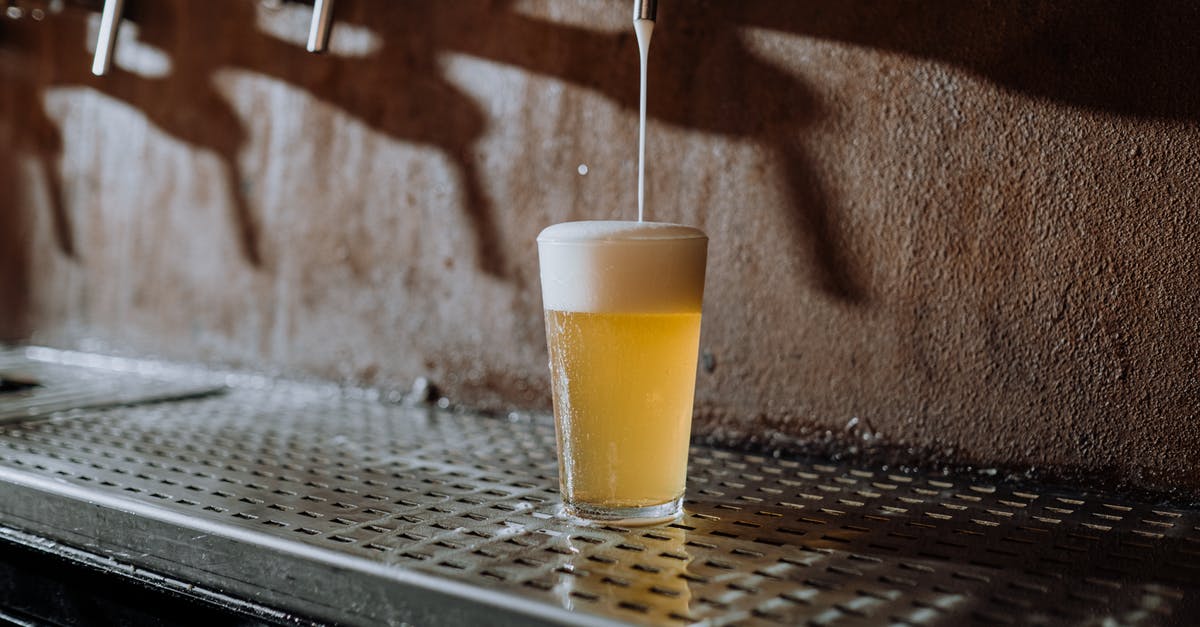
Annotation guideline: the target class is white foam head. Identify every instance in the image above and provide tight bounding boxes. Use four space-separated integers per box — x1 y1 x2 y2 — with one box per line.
537 221 708 313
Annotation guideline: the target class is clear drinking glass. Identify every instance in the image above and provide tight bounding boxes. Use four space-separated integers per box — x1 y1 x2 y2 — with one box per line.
537 221 707 525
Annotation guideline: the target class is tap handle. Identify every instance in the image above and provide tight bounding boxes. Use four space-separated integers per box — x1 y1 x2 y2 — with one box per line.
634 0 657 21
91 0 124 76
306 0 335 53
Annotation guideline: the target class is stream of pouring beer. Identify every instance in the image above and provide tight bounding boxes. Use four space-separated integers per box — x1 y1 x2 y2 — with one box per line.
635 18 654 222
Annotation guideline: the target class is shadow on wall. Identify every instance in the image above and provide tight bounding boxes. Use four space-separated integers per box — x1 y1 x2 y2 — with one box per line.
0 23 38 340
743 0 1200 123
0 147 32 342
2 0 1199 306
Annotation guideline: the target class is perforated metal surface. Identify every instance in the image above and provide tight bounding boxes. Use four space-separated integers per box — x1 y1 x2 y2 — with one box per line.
0 360 1197 625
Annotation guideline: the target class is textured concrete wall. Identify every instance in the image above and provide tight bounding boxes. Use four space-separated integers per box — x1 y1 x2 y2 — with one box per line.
2 1 1198 495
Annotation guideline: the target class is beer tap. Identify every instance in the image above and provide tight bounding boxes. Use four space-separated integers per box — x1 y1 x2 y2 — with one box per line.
91 0 123 75
306 0 334 53
633 0 656 22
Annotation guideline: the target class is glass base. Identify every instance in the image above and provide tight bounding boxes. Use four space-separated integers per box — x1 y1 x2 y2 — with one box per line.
563 496 683 527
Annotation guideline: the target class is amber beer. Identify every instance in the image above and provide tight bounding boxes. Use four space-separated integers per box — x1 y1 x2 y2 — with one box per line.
538 221 707 524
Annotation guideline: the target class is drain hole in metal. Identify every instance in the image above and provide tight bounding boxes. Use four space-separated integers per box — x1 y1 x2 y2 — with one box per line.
0 374 39 394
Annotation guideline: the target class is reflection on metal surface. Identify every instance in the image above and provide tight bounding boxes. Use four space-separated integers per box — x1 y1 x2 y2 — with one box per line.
0 349 222 424
0 356 1195 625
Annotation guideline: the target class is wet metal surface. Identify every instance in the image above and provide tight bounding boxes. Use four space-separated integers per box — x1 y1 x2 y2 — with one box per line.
0 348 221 423
0 354 1196 625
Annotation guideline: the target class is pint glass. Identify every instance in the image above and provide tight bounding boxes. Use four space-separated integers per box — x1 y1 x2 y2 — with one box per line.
537 221 707 524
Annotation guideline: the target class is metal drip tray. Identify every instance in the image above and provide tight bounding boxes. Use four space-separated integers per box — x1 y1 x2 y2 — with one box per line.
0 356 1196 625
0 348 222 423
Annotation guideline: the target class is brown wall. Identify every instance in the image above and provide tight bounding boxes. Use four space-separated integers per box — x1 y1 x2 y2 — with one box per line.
2 1 1198 494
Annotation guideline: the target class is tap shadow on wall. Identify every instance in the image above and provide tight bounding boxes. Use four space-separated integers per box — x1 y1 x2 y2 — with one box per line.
2 0 498 275
1 0 847 295
733 0 1200 123
0 145 32 342
5 0 1200 298
1 10 260 266
1 20 55 341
